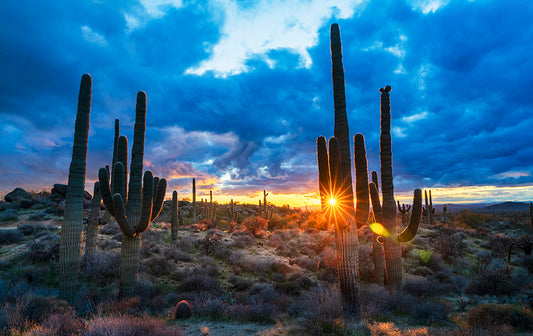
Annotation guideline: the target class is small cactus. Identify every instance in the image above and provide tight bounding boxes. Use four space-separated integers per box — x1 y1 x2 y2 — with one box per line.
397 201 411 226
85 181 111 255
173 300 192 319
422 190 435 225
171 191 178 241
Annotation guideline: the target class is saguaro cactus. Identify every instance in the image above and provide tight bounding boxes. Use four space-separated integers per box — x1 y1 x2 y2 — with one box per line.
99 91 166 298
369 86 422 290
315 23 370 314
422 190 435 225
192 178 197 224
397 201 411 226
228 199 239 222
85 181 111 255
59 74 91 303
370 171 385 285
171 191 178 241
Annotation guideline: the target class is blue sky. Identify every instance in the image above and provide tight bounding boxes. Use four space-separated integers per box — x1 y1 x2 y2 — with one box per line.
1 0 532 206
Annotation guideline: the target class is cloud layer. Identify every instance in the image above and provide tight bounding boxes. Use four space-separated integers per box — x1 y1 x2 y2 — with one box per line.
1 0 532 205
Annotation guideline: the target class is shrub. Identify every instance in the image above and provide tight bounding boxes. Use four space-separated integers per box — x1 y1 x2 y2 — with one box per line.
143 255 174 276
0 209 18 221
95 297 141 317
0 228 23 244
410 301 448 325
467 261 518 296
453 210 492 230
84 316 184 336
80 252 120 285
467 303 533 332
179 274 221 294
298 285 345 335
17 224 52 236
20 296 72 323
26 234 59 263
242 216 268 236
226 303 279 323
268 214 287 231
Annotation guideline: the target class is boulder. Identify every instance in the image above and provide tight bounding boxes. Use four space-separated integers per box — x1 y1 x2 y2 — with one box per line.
51 184 92 200
5 188 33 204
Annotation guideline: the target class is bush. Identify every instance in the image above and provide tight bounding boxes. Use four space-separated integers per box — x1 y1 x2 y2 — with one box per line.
0 209 18 221
410 301 448 325
226 303 278 323
242 216 268 236
467 303 533 332
297 285 345 335
0 228 23 244
17 224 52 236
84 316 183 336
28 312 85 336
26 234 59 263
467 261 518 296
179 273 221 294
80 252 120 285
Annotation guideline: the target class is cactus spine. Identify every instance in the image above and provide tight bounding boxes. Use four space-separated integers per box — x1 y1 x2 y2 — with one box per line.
59 74 91 303
171 191 178 241
369 86 422 290
99 91 166 298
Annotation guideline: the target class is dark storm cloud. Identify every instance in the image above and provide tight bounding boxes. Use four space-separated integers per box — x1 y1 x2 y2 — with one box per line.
1 0 532 202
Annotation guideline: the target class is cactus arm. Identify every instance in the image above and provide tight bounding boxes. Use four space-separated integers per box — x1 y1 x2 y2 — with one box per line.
151 177 166 221
136 171 154 233
371 171 379 191
328 136 345 231
112 194 137 238
397 189 422 242
99 167 115 217
353 133 369 229
369 182 383 224
127 91 147 219
317 136 331 211
112 161 126 202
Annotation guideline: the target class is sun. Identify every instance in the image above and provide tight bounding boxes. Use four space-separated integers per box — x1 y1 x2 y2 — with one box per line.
329 197 336 206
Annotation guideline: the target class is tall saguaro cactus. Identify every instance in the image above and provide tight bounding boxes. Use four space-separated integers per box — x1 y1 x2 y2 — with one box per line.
422 190 435 225
59 74 91 303
85 181 111 255
369 86 422 290
192 178 197 224
99 91 166 298
316 23 370 313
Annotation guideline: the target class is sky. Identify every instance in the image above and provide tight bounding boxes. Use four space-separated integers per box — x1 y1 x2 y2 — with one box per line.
1 0 533 208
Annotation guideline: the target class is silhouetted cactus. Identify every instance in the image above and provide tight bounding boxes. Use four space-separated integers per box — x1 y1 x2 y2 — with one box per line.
397 201 411 226
59 73 91 303
192 178 197 224
228 199 239 222
318 23 370 314
370 171 385 286
529 202 532 232
171 191 178 241
368 86 422 291
98 91 166 298
422 190 435 225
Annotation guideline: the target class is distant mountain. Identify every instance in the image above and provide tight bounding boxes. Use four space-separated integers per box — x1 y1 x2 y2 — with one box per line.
482 201 530 212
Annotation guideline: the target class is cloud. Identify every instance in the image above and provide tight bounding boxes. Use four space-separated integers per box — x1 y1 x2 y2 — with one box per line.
81 25 108 46
186 0 366 77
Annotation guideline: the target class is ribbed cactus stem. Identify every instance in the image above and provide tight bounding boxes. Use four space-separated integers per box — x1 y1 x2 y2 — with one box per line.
59 73 91 303
86 182 102 255
317 136 331 211
171 191 178 241
263 190 268 215
369 181 384 285
529 202 533 232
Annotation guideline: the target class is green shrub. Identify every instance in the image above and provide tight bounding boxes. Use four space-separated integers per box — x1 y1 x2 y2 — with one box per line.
467 303 533 332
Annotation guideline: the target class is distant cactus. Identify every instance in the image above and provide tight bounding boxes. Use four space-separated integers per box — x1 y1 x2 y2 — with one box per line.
99 91 166 298
368 86 422 291
422 190 435 225
397 201 411 226
228 199 239 222
59 74 91 303
192 178 197 224
171 191 178 241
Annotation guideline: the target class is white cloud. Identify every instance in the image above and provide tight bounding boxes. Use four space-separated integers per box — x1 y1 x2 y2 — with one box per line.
407 0 451 14
401 111 429 123
124 0 186 32
81 25 108 46
186 0 366 77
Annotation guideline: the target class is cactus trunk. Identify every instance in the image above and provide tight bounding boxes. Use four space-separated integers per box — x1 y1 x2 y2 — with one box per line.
59 74 91 303
171 191 178 241
192 178 197 224
119 234 141 298
85 182 101 255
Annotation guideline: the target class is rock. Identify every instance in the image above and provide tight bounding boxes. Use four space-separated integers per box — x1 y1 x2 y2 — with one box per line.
5 188 33 208
0 202 12 211
173 300 192 319
51 184 92 200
